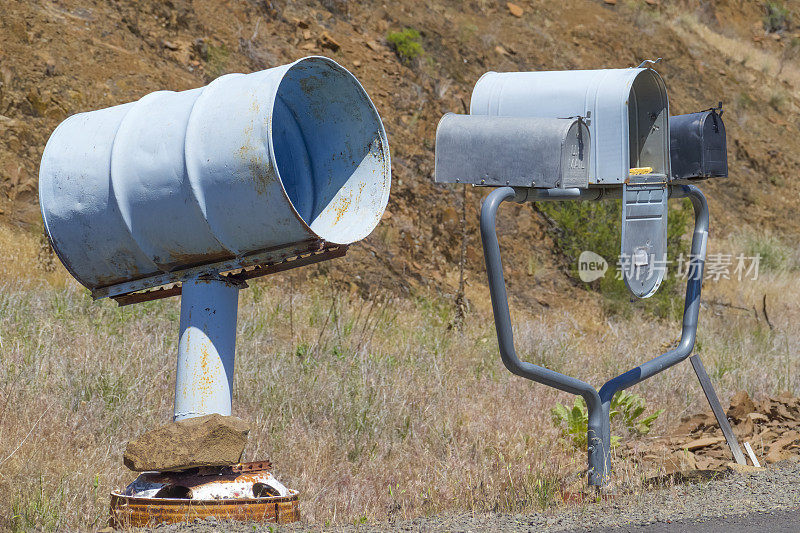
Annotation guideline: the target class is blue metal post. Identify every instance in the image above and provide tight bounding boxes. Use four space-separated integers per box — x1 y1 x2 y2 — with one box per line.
174 276 243 421
480 187 608 485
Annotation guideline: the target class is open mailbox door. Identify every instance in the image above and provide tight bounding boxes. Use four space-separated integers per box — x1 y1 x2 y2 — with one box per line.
468 67 671 298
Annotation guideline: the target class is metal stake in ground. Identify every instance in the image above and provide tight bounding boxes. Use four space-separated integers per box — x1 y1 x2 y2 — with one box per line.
689 355 747 465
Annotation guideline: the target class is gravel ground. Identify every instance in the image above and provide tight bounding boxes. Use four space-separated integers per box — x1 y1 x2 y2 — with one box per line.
148 462 800 532
569 508 800 533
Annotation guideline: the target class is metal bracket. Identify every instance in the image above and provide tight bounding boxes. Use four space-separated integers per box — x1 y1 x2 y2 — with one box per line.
106 243 348 306
636 57 662 69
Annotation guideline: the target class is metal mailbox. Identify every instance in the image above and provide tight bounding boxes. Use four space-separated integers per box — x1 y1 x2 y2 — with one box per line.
670 106 727 181
40 56 394 515
434 114 590 189
39 56 391 301
470 67 670 185
445 67 738 488
461 66 672 298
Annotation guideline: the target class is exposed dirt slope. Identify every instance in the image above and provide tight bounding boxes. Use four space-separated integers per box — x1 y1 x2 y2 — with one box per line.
1 0 798 308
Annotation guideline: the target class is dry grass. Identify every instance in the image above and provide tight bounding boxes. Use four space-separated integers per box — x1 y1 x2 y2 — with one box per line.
669 9 800 96
0 222 798 531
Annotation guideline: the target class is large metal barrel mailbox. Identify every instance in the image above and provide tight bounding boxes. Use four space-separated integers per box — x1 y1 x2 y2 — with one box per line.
39 56 391 299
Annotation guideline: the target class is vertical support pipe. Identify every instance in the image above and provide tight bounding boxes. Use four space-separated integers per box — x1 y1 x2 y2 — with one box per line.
480 186 608 485
174 276 242 421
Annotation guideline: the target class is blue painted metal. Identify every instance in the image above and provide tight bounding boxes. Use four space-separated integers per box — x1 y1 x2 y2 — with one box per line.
39 56 391 296
174 277 242 421
480 186 606 485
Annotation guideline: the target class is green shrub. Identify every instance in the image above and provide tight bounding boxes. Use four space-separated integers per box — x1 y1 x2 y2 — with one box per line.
551 391 663 451
205 43 230 79
764 2 791 33
539 198 692 318
736 229 796 272
768 90 786 110
386 28 424 64
736 91 755 109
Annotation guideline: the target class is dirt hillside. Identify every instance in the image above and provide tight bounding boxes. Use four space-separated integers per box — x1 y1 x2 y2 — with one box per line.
1 0 798 308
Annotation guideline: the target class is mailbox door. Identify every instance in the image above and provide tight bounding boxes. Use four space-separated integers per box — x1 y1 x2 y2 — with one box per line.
621 176 668 298
700 110 727 178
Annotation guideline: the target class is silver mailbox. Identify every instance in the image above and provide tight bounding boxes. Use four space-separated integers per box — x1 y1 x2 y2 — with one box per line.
470 67 670 185
461 66 673 299
434 114 590 189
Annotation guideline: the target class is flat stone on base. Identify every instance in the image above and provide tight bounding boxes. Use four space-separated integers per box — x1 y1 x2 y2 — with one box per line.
124 414 250 472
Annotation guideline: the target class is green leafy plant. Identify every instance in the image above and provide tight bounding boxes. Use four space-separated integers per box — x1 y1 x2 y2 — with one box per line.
551 391 664 450
764 2 791 33
204 43 230 79
386 28 424 64
538 198 691 318
610 390 664 436
551 397 590 449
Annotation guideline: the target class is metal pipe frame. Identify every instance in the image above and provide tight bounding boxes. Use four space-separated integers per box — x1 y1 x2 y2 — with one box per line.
480 184 708 486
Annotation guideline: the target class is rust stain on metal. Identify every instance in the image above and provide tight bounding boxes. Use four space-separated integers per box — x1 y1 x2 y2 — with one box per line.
234 96 275 197
110 241 348 305
331 194 352 225
112 461 298 527
109 491 299 528
194 343 216 410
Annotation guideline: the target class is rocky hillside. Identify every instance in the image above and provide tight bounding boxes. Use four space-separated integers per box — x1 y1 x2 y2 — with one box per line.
1 0 798 308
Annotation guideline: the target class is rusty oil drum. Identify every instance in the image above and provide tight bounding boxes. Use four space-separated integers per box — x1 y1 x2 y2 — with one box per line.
109 490 300 527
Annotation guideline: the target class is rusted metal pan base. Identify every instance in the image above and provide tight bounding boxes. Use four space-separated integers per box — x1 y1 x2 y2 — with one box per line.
109 461 300 527
109 491 300 527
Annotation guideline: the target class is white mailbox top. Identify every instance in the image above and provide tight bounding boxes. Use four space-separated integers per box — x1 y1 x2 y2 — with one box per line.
470 68 670 185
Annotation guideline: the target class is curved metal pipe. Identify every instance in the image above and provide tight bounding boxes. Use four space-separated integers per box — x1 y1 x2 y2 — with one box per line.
480 186 607 485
